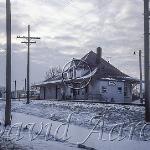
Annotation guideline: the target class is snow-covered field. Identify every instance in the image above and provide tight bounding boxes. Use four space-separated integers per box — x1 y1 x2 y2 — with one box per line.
0 99 146 130
0 99 145 128
0 99 150 150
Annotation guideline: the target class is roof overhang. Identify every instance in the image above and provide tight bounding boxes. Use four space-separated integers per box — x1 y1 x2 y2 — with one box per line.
34 68 97 87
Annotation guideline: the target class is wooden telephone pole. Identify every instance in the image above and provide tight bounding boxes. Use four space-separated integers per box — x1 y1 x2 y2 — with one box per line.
5 0 12 126
134 50 143 103
17 25 40 104
139 50 143 103
14 80 17 98
144 0 150 122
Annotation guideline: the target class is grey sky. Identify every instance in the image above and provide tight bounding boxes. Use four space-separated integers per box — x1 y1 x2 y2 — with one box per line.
0 0 144 90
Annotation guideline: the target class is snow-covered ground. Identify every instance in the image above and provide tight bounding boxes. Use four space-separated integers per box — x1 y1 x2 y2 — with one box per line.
0 99 150 150
1 99 145 131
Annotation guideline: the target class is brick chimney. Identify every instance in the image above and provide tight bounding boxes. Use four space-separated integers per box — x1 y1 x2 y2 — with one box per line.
96 47 102 65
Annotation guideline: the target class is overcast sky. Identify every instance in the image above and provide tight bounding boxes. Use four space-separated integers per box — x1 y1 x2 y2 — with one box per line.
0 0 144 90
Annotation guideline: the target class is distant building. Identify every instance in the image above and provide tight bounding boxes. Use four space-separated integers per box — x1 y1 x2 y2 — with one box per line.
36 47 139 103
11 89 40 99
0 86 5 99
11 90 25 99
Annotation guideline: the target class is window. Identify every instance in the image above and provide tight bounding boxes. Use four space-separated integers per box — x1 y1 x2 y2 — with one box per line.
69 70 73 79
85 86 88 93
74 89 80 95
124 86 128 96
82 89 85 95
118 87 122 94
77 90 80 95
70 88 73 93
102 86 107 93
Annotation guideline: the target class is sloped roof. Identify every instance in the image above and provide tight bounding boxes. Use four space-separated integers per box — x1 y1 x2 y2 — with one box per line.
44 75 62 82
81 51 129 79
37 50 139 86
81 51 98 68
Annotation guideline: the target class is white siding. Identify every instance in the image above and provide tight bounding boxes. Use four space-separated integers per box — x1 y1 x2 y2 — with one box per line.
45 85 56 99
40 85 57 99
124 83 132 103
39 79 133 103
89 80 125 103
40 87 45 99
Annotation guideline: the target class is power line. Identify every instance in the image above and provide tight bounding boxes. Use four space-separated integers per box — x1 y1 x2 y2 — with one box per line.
17 25 40 104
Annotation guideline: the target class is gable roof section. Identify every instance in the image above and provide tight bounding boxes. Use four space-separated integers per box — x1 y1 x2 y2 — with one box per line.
81 51 97 68
81 51 129 78
39 50 139 85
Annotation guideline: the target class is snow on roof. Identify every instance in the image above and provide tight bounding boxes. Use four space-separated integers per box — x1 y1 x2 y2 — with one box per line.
35 68 98 86
35 50 140 87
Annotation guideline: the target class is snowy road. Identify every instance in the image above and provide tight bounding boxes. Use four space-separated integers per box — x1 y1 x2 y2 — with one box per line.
1 111 150 150
0 111 150 150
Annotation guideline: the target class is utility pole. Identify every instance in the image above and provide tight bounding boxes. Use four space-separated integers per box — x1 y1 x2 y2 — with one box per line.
5 0 11 126
25 78 26 92
14 80 16 99
139 50 143 103
144 0 150 122
17 25 40 104
134 50 143 103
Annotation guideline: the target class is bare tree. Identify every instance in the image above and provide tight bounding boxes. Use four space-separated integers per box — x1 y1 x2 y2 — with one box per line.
45 66 62 80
